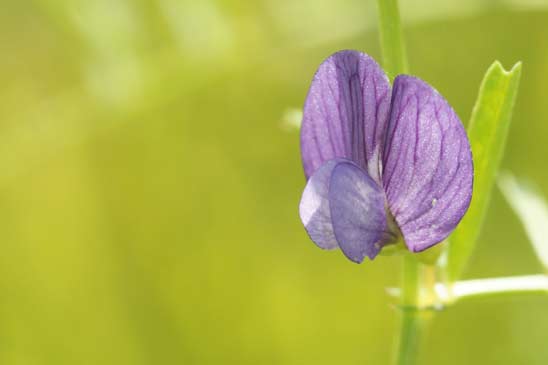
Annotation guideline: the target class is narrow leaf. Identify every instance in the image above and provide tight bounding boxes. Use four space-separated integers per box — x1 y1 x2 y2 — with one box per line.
446 61 522 282
498 173 548 271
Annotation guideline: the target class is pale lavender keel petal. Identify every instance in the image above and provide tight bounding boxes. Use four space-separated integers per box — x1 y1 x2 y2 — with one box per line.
382 76 473 252
299 159 348 249
329 162 387 262
301 50 391 183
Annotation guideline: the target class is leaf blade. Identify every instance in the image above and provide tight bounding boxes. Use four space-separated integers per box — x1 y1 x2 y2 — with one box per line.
446 60 522 282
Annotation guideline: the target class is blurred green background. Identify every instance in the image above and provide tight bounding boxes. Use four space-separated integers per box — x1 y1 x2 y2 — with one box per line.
1 0 547 364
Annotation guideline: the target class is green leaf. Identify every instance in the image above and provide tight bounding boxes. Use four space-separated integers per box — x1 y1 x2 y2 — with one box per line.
446 60 522 282
498 173 548 272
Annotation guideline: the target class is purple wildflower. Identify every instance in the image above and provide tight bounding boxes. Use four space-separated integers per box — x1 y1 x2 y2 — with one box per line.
299 50 473 263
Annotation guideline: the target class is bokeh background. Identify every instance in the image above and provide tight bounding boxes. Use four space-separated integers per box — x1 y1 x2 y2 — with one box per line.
1 0 547 364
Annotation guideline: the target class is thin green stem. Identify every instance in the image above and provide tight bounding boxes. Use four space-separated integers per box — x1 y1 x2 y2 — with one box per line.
437 275 548 303
387 274 548 305
395 255 426 365
376 0 408 78
375 1 424 364
401 254 420 305
396 309 432 365
376 0 425 362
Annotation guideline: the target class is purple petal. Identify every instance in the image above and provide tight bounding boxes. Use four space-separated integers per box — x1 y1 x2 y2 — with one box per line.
299 159 346 250
382 76 473 252
300 50 391 183
329 161 387 262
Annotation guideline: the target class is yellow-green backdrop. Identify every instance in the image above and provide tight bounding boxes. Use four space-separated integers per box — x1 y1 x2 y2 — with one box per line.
0 1 547 364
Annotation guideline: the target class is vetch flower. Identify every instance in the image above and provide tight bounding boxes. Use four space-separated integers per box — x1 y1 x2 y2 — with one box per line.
299 50 473 263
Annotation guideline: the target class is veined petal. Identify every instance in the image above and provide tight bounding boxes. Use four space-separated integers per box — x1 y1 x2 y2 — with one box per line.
299 159 346 250
382 76 473 252
329 161 387 262
301 50 391 183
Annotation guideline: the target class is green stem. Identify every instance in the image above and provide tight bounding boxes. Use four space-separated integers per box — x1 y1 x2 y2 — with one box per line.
395 255 425 365
442 275 548 303
375 1 423 364
387 274 548 305
376 0 408 77
396 309 432 365
401 254 420 305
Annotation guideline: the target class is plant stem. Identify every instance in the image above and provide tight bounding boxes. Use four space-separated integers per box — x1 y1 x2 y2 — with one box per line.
375 1 423 364
376 0 408 77
395 255 425 365
387 274 548 304
396 309 432 365
435 275 548 303
401 254 420 305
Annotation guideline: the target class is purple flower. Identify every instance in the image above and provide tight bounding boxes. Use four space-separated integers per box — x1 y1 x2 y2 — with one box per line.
299 50 473 263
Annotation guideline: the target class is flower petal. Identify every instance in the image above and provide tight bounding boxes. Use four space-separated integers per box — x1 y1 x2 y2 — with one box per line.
329 161 387 262
299 159 346 250
382 76 473 252
301 50 391 183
